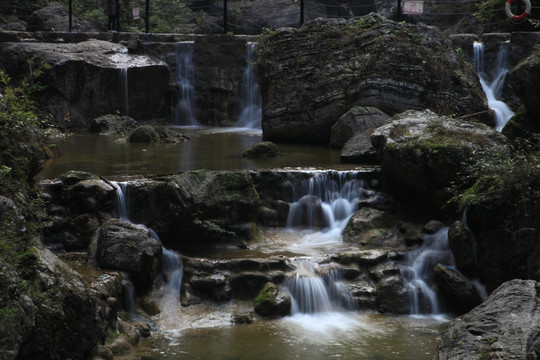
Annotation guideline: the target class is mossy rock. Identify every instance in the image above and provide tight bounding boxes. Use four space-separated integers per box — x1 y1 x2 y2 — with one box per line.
128 125 159 143
253 282 290 316
59 170 97 185
243 141 279 158
342 207 397 245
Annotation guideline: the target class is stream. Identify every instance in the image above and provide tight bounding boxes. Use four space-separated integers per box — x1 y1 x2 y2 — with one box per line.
38 129 448 360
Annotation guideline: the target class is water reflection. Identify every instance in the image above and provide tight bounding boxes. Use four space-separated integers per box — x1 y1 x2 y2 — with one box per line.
37 127 356 180
125 313 443 360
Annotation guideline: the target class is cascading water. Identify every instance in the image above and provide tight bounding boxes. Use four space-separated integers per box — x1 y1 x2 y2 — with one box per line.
473 41 514 131
399 227 454 315
286 171 363 234
285 260 356 314
120 67 129 116
174 41 197 126
111 181 183 302
236 42 262 129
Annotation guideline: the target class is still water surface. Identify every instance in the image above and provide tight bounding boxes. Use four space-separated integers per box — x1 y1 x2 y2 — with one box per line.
126 312 444 360
37 127 357 180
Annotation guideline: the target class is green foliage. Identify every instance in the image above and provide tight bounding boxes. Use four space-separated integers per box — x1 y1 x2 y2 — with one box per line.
57 0 198 33
0 61 52 183
0 63 53 270
451 139 540 229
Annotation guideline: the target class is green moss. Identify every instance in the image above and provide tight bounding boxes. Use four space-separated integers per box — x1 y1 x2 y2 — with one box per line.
254 283 277 308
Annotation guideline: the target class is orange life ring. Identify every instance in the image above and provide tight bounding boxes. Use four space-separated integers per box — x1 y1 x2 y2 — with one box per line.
505 0 532 21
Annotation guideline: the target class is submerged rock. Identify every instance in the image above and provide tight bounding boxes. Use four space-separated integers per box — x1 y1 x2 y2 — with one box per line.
242 141 279 158
434 279 540 360
257 14 489 144
128 125 159 143
89 114 138 135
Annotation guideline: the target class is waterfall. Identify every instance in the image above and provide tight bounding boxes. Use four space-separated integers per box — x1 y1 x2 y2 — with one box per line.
284 260 355 314
175 41 197 126
399 228 454 315
286 171 363 232
473 41 514 131
120 67 129 116
111 181 183 301
113 181 129 221
236 42 262 129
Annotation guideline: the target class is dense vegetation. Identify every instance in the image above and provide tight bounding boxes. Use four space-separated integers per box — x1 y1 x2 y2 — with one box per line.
0 63 54 325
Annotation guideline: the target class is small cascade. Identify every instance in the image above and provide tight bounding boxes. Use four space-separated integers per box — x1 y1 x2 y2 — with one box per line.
120 67 129 116
122 279 135 313
284 260 355 314
236 42 262 129
399 227 454 315
174 41 197 126
473 41 514 131
286 171 363 232
113 181 129 221
111 181 183 301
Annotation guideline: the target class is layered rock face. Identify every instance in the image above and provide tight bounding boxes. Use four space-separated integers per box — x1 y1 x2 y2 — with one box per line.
257 14 490 144
0 40 170 127
434 280 540 360
504 47 540 140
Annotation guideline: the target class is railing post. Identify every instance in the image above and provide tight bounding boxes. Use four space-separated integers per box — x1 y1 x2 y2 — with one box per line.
145 0 150 33
397 0 402 21
300 0 304 26
224 0 228 34
68 0 72 32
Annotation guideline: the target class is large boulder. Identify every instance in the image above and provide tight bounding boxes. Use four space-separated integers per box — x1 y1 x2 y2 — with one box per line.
125 171 263 249
447 221 476 276
504 48 540 140
257 14 490 144
0 40 170 127
434 279 540 360
330 106 389 148
88 114 138 135
507 47 540 116
340 133 379 164
433 264 483 314
28 2 100 32
1 247 122 360
95 218 162 293
253 282 291 316
370 109 509 195
342 207 397 246
40 172 117 251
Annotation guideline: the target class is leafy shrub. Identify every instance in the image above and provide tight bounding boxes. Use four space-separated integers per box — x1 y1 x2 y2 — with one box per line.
452 138 540 229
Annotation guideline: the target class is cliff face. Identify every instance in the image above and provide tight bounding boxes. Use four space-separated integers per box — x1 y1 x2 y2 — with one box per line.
256 14 490 144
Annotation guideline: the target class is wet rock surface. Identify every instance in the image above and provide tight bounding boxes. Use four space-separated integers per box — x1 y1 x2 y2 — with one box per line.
94 218 162 293
0 247 122 360
0 40 170 127
257 14 489 144
433 264 483 314
434 279 540 360
371 109 509 195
